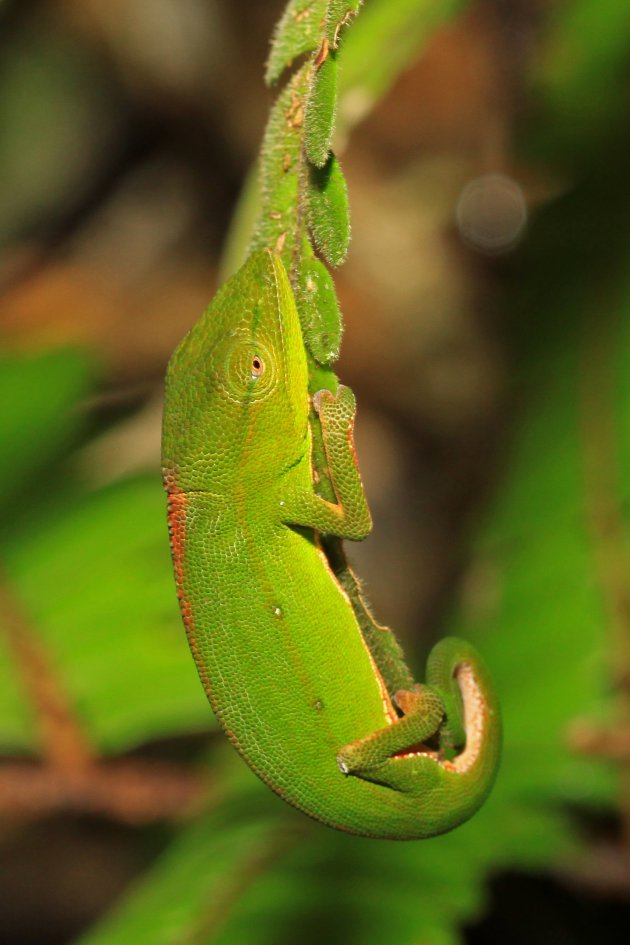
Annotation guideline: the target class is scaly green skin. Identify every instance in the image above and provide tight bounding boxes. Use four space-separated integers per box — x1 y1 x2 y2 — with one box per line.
162 251 501 839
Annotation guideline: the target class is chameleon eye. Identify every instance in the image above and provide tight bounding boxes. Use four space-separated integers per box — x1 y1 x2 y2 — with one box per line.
217 336 277 403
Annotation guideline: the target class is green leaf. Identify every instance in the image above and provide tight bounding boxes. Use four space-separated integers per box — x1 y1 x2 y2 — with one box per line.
265 0 328 86
326 0 365 47
0 475 210 753
73 746 570 945
304 51 338 168
447 196 630 820
250 65 309 273
75 761 304 945
298 250 343 363
307 153 350 266
230 1 471 273
0 349 92 518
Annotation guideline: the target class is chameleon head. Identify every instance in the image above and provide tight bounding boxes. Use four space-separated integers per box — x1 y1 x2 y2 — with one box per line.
162 250 309 494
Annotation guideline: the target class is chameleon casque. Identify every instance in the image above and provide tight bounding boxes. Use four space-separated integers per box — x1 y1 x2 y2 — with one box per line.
162 250 500 839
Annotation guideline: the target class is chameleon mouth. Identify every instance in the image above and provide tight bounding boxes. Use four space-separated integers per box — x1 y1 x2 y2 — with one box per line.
392 744 439 760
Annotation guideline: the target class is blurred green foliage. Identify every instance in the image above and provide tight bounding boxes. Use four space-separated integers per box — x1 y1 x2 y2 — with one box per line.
0 351 210 753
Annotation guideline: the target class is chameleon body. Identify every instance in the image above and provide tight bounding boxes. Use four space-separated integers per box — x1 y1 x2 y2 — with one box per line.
162 250 500 839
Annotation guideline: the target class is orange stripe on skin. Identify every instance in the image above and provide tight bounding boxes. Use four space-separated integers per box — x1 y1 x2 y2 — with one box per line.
166 489 209 694
347 421 359 468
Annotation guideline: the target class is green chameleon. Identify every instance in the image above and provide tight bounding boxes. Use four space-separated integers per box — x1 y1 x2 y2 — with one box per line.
162 250 500 839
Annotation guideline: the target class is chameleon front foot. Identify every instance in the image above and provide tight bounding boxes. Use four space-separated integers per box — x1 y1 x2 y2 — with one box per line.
281 383 372 539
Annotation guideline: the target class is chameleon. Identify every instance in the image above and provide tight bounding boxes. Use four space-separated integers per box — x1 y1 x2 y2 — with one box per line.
162 249 501 839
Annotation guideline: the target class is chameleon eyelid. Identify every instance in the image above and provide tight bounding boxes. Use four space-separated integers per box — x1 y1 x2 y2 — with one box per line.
251 354 265 377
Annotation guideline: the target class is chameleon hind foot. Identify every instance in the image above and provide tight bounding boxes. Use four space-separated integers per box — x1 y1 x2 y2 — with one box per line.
337 684 445 776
